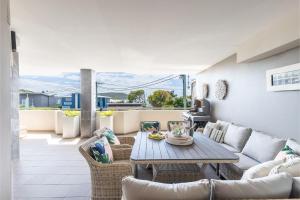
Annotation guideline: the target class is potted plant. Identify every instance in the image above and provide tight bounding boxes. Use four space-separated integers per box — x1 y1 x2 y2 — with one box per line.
96 110 114 130
62 110 80 138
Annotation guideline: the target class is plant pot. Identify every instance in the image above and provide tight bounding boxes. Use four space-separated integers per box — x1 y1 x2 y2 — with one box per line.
62 115 80 138
96 115 113 130
54 110 64 134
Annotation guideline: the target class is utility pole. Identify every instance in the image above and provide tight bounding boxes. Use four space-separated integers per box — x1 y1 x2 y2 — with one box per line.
180 74 187 109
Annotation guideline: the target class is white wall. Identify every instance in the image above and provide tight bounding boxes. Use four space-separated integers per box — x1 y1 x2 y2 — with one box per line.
20 110 56 131
0 0 12 198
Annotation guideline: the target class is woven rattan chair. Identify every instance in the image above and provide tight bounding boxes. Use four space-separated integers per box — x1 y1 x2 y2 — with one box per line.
79 136 133 200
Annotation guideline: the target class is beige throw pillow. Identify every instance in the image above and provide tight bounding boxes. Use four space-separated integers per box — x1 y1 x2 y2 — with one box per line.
203 122 219 137
209 128 224 143
122 176 210 200
241 159 284 180
269 158 300 177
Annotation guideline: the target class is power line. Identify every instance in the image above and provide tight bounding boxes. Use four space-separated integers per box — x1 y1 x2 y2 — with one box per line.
97 75 179 91
99 75 179 91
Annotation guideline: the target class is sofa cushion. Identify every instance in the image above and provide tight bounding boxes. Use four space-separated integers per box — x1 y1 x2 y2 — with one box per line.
216 120 231 134
220 143 239 153
241 159 284 180
90 136 113 163
211 173 293 199
94 128 120 145
275 144 299 161
242 131 286 163
286 139 300 155
219 153 260 180
209 129 224 143
223 124 251 152
121 176 210 200
291 177 300 198
269 158 300 177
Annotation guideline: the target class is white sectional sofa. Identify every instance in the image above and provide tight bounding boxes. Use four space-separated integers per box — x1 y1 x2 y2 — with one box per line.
122 173 300 199
209 120 297 180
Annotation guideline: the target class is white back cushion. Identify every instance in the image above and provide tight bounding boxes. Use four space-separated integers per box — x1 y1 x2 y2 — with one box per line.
242 131 286 163
122 176 210 200
242 159 284 180
223 124 251 152
211 173 293 199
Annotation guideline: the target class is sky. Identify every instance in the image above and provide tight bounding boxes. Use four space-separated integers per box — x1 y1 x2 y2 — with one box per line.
20 72 195 97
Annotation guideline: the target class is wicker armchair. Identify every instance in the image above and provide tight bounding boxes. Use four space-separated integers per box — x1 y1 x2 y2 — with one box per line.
79 136 133 200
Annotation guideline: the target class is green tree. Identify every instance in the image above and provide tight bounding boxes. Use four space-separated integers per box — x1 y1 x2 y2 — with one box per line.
128 89 145 103
148 90 173 107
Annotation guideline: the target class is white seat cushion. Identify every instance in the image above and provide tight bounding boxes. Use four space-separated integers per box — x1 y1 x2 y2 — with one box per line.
269 158 300 177
223 124 252 152
211 173 293 199
292 177 300 198
242 131 286 163
220 143 239 153
241 159 284 180
122 176 210 200
234 153 260 170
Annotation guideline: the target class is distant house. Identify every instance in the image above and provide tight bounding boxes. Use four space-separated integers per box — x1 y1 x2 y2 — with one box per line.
19 91 61 107
60 93 111 109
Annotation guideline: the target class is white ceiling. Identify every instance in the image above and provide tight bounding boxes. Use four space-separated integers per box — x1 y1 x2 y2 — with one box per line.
11 0 299 75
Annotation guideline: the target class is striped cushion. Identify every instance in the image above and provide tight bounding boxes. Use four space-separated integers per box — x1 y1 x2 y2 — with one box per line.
209 128 224 143
203 126 213 137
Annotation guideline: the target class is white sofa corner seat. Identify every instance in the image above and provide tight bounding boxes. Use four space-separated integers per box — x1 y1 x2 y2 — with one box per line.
121 176 210 200
211 173 293 199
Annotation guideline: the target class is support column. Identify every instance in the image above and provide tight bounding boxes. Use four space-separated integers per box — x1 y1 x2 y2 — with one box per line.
0 0 12 198
11 31 20 160
80 69 96 138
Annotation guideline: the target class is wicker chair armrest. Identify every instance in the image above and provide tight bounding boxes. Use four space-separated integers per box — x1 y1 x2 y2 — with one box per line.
111 144 132 149
112 147 132 161
90 162 133 177
117 136 135 146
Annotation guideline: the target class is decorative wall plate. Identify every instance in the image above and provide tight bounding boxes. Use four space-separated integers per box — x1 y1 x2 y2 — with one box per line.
202 84 209 98
215 80 227 100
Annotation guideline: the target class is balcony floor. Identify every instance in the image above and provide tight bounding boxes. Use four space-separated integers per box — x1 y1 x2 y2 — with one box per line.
13 131 218 199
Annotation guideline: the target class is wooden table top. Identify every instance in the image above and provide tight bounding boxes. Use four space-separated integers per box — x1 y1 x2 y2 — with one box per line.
130 132 239 164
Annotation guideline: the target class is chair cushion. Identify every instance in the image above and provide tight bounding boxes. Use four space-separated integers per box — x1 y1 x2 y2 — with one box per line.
211 173 293 199
286 139 300 155
209 129 224 143
94 128 120 145
291 177 300 198
223 124 251 152
216 120 231 134
220 143 239 153
241 159 284 180
269 158 300 177
242 131 286 163
140 121 160 132
122 176 210 200
90 136 113 163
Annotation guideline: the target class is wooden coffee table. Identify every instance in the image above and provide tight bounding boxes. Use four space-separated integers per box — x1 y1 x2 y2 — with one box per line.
130 132 239 177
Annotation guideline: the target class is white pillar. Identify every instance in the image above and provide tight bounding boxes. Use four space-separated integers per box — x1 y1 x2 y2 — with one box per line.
80 69 96 138
0 0 12 199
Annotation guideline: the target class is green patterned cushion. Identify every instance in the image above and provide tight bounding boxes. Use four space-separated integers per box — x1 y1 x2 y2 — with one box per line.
275 145 299 161
90 137 113 164
94 128 120 145
140 121 160 132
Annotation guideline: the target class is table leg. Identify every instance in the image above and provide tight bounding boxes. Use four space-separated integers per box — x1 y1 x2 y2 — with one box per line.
134 164 138 178
216 163 220 177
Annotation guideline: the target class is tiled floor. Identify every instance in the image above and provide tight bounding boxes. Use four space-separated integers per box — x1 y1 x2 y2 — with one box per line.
13 132 91 200
13 131 219 200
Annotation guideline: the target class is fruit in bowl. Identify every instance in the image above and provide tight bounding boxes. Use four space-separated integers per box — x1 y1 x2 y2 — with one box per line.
148 132 165 140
